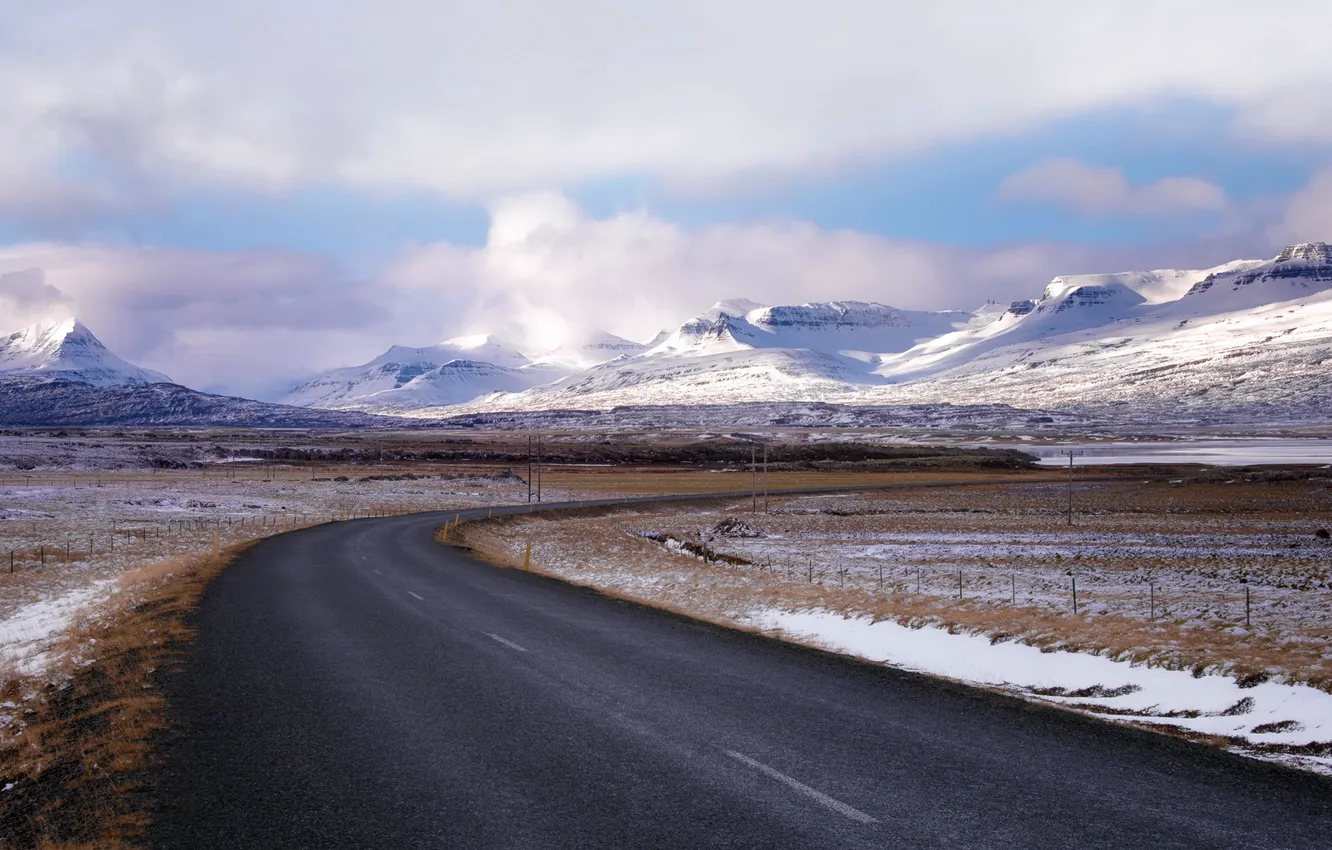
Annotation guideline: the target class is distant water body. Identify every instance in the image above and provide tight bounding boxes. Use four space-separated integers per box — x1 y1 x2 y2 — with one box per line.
1021 439 1332 467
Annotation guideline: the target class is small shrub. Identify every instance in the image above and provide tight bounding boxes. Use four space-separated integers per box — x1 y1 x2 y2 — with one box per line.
1251 720 1303 734
1219 696 1256 716
712 517 762 538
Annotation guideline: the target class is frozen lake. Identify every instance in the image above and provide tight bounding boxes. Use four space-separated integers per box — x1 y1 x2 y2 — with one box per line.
1020 439 1332 467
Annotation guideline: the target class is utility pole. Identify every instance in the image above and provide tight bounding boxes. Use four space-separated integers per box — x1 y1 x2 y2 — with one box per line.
1060 449 1084 525
527 436 533 504
751 446 757 512
763 445 769 513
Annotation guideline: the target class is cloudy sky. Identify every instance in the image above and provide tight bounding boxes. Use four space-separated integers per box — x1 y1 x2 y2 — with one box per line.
2 0 1331 397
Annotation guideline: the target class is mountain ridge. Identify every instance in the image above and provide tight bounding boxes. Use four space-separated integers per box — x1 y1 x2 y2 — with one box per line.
434 245 1332 418
0 317 172 387
7 243 1332 425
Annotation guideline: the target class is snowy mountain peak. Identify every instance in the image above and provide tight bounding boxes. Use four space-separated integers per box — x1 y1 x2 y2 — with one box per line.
573 329 643 350
752 301 915 332
1038 281 1144 314
282 333 533 409
0 317 172 387
529 331 648 371
688 314 753 344
5 316 86 357
701 298 768 321
434 334 530 366
1186 243 1332 299
1275 242 1332 263
643 329 672 348
361 335 529 371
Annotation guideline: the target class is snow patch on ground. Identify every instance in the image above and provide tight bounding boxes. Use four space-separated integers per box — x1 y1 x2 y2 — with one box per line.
753 607 1332 774
0 579 117 676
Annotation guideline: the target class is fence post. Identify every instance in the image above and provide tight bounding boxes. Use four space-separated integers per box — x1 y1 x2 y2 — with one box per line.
957 569 962 600
1150 583 1155 619
1011 571 1016 604
1245 585 1251 627
1072 574 1078 614
878 563 883 591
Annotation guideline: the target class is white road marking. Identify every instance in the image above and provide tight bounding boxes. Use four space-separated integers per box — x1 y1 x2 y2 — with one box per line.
407 591 424 600
486 633 528 652
724 750 877 824
373 569 383 576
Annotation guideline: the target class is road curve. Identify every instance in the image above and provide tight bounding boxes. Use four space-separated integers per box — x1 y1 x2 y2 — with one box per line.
149 498 1332 849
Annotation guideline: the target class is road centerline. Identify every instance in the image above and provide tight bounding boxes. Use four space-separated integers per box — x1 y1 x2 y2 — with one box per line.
486 633 528 652
406 590 424 600
724 749 878 824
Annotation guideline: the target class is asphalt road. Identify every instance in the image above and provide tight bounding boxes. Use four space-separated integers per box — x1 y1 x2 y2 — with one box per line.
150 498 1332 849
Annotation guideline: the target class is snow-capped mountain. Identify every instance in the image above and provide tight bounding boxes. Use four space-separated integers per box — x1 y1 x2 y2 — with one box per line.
527 331 649 372
0 317 172 386
280 334 534 410
0 318 408 427
433 300 982 412
868 260 1264 383
427 244 1332 419
199 241 1332 423
315 359 546 413
284 329 657 412
853 244 1332 417
646 300 971 360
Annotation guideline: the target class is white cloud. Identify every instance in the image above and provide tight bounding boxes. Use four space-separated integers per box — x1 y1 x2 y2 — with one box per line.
998 159 1228 216
386 194 978 353
1271 165 1332 243
2 0 1331 216
0 267 74 323
384 193 1271 354
0 243 397 397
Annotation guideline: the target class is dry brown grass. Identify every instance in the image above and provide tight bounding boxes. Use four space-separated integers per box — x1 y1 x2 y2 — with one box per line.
447 480 1332 693
532 467 1050 496
0 543 255 849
